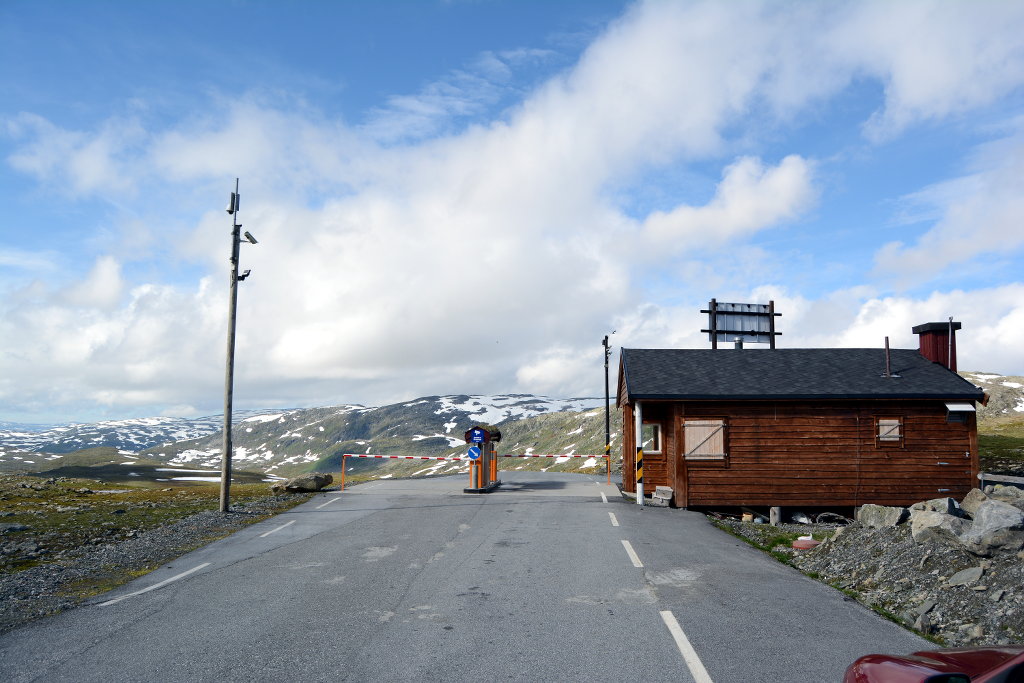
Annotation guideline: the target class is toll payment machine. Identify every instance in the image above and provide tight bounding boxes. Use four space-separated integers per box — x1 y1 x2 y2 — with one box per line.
463 425 501 494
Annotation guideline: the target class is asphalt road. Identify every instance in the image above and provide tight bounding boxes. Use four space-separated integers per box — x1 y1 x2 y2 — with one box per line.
0 472 926 682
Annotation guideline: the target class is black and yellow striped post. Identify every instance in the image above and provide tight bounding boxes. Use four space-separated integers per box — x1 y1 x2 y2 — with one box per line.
634 401 644 506
636 446 644 506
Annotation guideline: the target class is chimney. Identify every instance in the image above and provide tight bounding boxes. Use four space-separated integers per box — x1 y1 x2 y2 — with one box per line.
912 320 961 371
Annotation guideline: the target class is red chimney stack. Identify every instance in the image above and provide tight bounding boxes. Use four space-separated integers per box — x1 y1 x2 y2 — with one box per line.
912 321 960 372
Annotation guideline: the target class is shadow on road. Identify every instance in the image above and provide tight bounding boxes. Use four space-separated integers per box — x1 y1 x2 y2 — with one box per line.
496 479 568 491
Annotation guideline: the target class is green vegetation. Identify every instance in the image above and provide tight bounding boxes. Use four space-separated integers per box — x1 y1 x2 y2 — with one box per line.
711 521 805 567
978 417 1024 475
0 475 309 575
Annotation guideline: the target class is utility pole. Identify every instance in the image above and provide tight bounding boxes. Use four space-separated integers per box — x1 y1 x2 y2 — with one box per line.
220 179 257 512
603 334 612 461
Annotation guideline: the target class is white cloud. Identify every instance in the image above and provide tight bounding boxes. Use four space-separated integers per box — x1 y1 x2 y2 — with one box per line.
641 155 816 248
874 132 1024 284
0 247 58 272
516 347 600 397
834 1 1024 141
5 112 145 198
62 255 125 309
2 0 1024 421
605 284 1024 378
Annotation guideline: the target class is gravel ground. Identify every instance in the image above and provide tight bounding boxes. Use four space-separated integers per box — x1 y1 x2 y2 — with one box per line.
0 494 311 635
717 515 1024 647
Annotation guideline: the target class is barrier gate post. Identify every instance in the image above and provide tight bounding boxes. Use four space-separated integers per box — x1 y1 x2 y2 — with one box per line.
463 425 501 494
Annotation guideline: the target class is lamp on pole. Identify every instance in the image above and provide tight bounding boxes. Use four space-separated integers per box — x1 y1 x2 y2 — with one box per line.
220 178 257 512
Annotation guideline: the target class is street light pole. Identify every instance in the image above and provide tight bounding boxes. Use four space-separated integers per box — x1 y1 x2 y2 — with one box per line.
220 178 256 512
603 334 612 460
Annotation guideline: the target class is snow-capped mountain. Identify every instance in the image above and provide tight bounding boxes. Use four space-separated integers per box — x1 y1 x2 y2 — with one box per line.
0 411 280 454
145 394 608 475
0 395 611 477
961 372 1024 419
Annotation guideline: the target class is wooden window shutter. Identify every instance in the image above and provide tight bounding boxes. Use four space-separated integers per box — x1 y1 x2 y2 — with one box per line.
684 419 726 460
877 418 902 442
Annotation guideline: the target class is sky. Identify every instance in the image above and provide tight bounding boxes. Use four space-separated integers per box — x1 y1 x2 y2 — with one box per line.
2 0 1023 424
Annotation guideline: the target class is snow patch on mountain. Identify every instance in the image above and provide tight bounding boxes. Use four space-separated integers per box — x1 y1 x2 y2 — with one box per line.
434 395 602 425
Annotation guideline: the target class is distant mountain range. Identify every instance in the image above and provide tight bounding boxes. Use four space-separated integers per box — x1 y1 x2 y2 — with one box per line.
0 395 617 479
1 372 1019 482
0 411 277 454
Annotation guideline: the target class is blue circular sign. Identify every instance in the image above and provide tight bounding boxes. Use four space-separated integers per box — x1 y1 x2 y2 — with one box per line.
467 445 482 460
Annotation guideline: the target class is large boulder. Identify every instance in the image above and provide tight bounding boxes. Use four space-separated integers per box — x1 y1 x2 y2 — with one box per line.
858 504 908 528
270 473 333 494
989 485 1024 513
960 489 989 518
911 497 964 517
910 509 971 545
957 499 1024 557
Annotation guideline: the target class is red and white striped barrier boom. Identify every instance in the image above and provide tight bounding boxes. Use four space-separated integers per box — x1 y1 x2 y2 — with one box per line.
339 452 612 490
498 454 612 483
342 454 466 460
498 454 604 458
340 453 466 490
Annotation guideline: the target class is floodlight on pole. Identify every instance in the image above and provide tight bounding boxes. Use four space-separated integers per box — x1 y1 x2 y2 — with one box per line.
220 178 257 513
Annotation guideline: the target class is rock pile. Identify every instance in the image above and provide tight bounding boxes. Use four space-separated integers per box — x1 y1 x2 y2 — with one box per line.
792 485 1024 647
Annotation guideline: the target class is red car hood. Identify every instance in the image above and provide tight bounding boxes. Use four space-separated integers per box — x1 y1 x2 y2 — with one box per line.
846 646 1024 682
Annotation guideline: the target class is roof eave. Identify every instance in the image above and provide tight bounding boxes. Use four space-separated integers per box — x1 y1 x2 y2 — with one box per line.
628 392 984 402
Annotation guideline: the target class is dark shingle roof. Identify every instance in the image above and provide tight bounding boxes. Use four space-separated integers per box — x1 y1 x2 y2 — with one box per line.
620 348 984 402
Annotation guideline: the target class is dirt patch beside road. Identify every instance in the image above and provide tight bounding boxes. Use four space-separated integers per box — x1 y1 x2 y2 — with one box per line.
0 475 313 634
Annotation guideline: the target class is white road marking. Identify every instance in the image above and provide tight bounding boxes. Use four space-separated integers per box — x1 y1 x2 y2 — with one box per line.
316 496 342 509
98 563 212 607
660 610 714 683
600 492 608 503
259 519 296 537
609 512 619 527
621 539 643 567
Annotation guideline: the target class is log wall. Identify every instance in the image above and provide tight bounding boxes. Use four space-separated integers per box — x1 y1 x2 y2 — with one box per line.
621 399 977 507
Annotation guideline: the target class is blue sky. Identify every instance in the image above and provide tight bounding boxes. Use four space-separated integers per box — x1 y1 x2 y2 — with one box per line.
2 0 1023 423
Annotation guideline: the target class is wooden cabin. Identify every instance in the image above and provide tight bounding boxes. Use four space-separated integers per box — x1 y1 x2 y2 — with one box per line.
617 322 984 508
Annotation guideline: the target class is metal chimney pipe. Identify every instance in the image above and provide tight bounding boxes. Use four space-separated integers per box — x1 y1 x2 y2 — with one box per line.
948 316 953 369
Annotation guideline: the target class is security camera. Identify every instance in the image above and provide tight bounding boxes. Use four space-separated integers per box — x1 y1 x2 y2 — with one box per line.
244 231 258 245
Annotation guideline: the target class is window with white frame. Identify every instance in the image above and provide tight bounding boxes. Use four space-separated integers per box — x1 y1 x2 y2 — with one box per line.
641 423 662 454
684 419 726 460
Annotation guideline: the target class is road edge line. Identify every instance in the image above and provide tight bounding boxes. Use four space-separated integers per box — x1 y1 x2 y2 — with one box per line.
259 519 296 537
97 562 212 607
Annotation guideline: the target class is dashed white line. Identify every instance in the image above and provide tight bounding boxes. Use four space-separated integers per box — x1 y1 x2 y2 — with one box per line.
316 496 342 510
259 519 296 537
600 491 608 503
620 539 643 567
660 610 714 683
98 563 211 607
609 512 619 527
